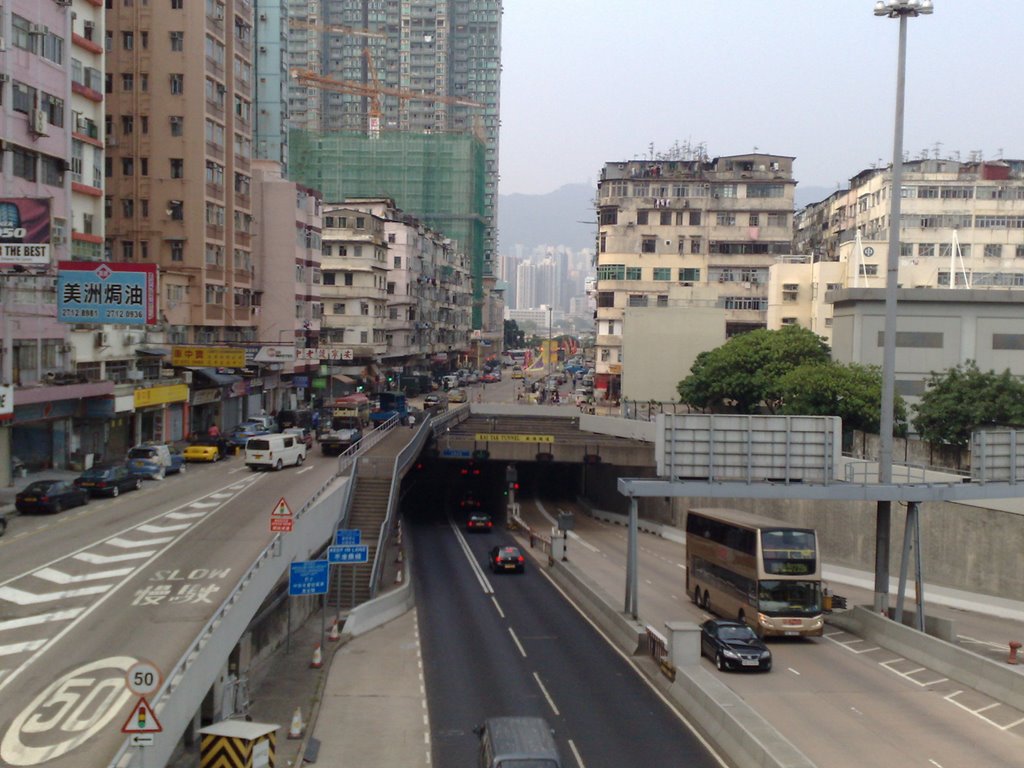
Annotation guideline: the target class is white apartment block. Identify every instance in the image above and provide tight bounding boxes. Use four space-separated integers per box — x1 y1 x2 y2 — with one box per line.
594 153 796 399
779 158 1024 345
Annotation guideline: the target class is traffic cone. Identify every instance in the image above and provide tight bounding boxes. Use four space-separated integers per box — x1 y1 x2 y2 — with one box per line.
327 618 340 642
287 707 304 739
310 643 323 669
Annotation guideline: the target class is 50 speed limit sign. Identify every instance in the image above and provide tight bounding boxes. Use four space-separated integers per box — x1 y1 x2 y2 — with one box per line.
126 661 162 696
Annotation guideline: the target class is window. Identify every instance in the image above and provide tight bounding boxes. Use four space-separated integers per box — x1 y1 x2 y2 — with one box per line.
716 213 736 226
597 292 614 308
122 31 134 50
599 207 618 226
170 32 184 51
172 0 183 8
393 256 401 268
636 211 648 225
122 241 134 260
660 211 672 226
141 31 149 49
122 73 134 91
691 239 702 254
748 214 760 227
121 157 134 176
344 273 353 286
597 264 625 280
859 264 878 276
170 74 184 94
689 211 701 226
918 243 935 258
122 199 134 217
168 201 184 220
170 240 184 261
121 115 134 135
984 244 1002 259
653 268 671 281
628 294 648 308
170 158 184 178
657 295 669 307
678 268 701 282
641 236 657 253
625 267 641 280
322 273 336 286
747 184 785 198
170 116 183 136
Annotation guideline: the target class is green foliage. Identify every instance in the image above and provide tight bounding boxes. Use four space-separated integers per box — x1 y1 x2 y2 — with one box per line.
778 362 907 436
676 326 830 413
911 362 1024 448
503 319 525 348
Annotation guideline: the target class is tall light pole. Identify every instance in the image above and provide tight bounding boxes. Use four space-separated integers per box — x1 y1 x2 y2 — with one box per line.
872 0 933 614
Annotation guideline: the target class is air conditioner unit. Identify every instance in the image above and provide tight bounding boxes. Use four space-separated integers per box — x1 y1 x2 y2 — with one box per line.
52 235 66 246
29 24 46 36
0 36 6 52
95 331 110 348
76 115 89 131
124 332 139 345
30 109 48 135
126 370 144 381
0 73 9 84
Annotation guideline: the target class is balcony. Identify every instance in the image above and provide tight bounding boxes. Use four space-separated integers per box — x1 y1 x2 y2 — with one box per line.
206 142 225 161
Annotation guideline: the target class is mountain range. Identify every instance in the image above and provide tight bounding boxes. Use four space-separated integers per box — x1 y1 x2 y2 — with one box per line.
497 183 836 256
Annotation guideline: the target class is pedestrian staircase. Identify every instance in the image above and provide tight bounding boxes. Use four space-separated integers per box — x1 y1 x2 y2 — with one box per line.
330 476 391 610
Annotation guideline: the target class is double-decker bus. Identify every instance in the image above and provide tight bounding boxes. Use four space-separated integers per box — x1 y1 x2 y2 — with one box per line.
685 507 824 637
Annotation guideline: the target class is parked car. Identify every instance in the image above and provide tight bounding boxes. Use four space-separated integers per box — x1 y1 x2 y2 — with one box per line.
15 479 90 515
699 619 773 672
283 426 314 450
448 388 467 403
488 545 525 573
511 366 525 380
183 437 225 462
228 421 274 448
466 512 493 533
74 464 143 497
126 444 186 480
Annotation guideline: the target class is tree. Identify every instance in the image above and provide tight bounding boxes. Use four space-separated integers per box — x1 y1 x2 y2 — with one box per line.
778 362 907 436
503 319 525 349
911 362 1024 448
676 326 830 413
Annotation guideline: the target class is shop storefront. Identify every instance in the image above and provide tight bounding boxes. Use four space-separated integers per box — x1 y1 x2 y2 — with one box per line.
11 381 115 471
133 384 189 445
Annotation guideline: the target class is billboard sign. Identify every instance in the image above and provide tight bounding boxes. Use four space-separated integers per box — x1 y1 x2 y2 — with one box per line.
0 197 51 268
171 346 246 368
57 262 159 325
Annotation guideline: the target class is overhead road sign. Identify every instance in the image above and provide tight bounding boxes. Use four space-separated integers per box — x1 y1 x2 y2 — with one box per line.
475 433 554 444
328 545 369 564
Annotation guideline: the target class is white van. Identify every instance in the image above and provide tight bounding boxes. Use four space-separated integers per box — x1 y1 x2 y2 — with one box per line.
245 433 306 471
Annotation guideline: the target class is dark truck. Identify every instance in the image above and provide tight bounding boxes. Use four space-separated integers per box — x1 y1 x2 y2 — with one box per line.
370 391 409 426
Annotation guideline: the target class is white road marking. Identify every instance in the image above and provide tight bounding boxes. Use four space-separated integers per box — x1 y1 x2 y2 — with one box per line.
137 522 192 533
0 584 112 605
491 596 505 618
958 634 1009 651
568 739 585 767
508 628 527 657
0 609 86 632
107 536 174 548
449 518 494 595
166 511 209 520
677 563 686 570
788 667 801 675
928 760 944 767
0 640 47 657
33 566 134 584
188 501 220 509
532 672 560 715
74 551 154 564
297 466 315 475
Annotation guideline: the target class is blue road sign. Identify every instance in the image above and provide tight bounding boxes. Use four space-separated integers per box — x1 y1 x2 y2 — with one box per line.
335 529 361 546
441 448 472 458
328 545 369 564
289 560 329 596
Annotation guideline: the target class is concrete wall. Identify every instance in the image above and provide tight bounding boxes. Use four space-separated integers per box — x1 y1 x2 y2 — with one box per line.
584 465 1024 599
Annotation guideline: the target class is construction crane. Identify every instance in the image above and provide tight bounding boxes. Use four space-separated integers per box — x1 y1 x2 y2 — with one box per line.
292 51 484 139
288 18 386 40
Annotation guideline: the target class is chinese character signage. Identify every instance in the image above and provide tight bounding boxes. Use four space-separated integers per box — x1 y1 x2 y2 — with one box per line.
0 198 51 268
171 346 246 368
297 348 354 362
0 385 13 420
57 262 158 325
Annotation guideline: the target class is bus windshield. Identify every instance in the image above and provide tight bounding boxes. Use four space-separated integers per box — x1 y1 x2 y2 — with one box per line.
758 580 821 615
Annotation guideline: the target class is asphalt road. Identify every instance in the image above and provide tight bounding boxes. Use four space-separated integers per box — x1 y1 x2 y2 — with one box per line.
0 451 343 768
407 494 726 768
519 498 1024 768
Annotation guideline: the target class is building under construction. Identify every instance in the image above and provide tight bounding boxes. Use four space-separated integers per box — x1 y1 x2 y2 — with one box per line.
289 128 488 327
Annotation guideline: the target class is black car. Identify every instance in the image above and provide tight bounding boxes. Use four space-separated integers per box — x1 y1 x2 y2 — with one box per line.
0 512 6 537
699 619 772 672
466 512 493 532
74 464 143 497
488 545 525 573
15 480 90 515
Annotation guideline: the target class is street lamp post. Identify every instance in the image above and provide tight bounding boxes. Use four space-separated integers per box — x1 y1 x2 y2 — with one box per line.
872 0 933 614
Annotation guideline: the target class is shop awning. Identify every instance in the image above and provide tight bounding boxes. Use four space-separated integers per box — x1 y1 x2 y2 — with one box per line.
190 367 243 386
332 374 356 384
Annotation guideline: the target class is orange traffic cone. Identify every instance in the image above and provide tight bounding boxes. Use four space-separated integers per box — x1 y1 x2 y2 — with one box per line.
287 707 304 739
327 618 340 642
310 643 323 669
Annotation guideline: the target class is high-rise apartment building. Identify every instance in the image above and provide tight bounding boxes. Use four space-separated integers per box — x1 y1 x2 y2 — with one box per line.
302 0 502 276
105 0 257 346
594 153 796 400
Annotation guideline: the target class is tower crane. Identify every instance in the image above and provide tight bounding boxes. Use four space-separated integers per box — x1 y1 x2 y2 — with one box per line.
292 51 484 139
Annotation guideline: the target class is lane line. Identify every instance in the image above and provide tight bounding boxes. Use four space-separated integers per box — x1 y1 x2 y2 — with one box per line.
448 518 493 595
0 609 86 632
568 739 585 767
491 596 505 619
0 640 47 657
33 566 134 584
74 551 154 564
532 672 560 715
508 628 527 658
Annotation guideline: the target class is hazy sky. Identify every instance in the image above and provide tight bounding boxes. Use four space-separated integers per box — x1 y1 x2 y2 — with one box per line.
497 0 1024 197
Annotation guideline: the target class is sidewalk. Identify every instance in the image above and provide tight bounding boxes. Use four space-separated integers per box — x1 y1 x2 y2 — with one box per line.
0 467 81 515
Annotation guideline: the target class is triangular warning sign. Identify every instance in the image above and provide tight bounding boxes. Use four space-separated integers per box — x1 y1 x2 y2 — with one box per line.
272 497 293 517
121 696 163 734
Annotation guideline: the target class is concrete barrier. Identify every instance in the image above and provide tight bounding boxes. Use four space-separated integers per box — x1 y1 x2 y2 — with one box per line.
342 579 414 638
828 606 1024 711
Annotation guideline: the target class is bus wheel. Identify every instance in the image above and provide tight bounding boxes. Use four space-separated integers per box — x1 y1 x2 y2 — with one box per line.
693 587 701 606
737 609 746 624
702 591 710 610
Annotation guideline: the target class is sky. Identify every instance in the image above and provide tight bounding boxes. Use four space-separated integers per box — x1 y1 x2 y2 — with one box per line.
497 0 1024 198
